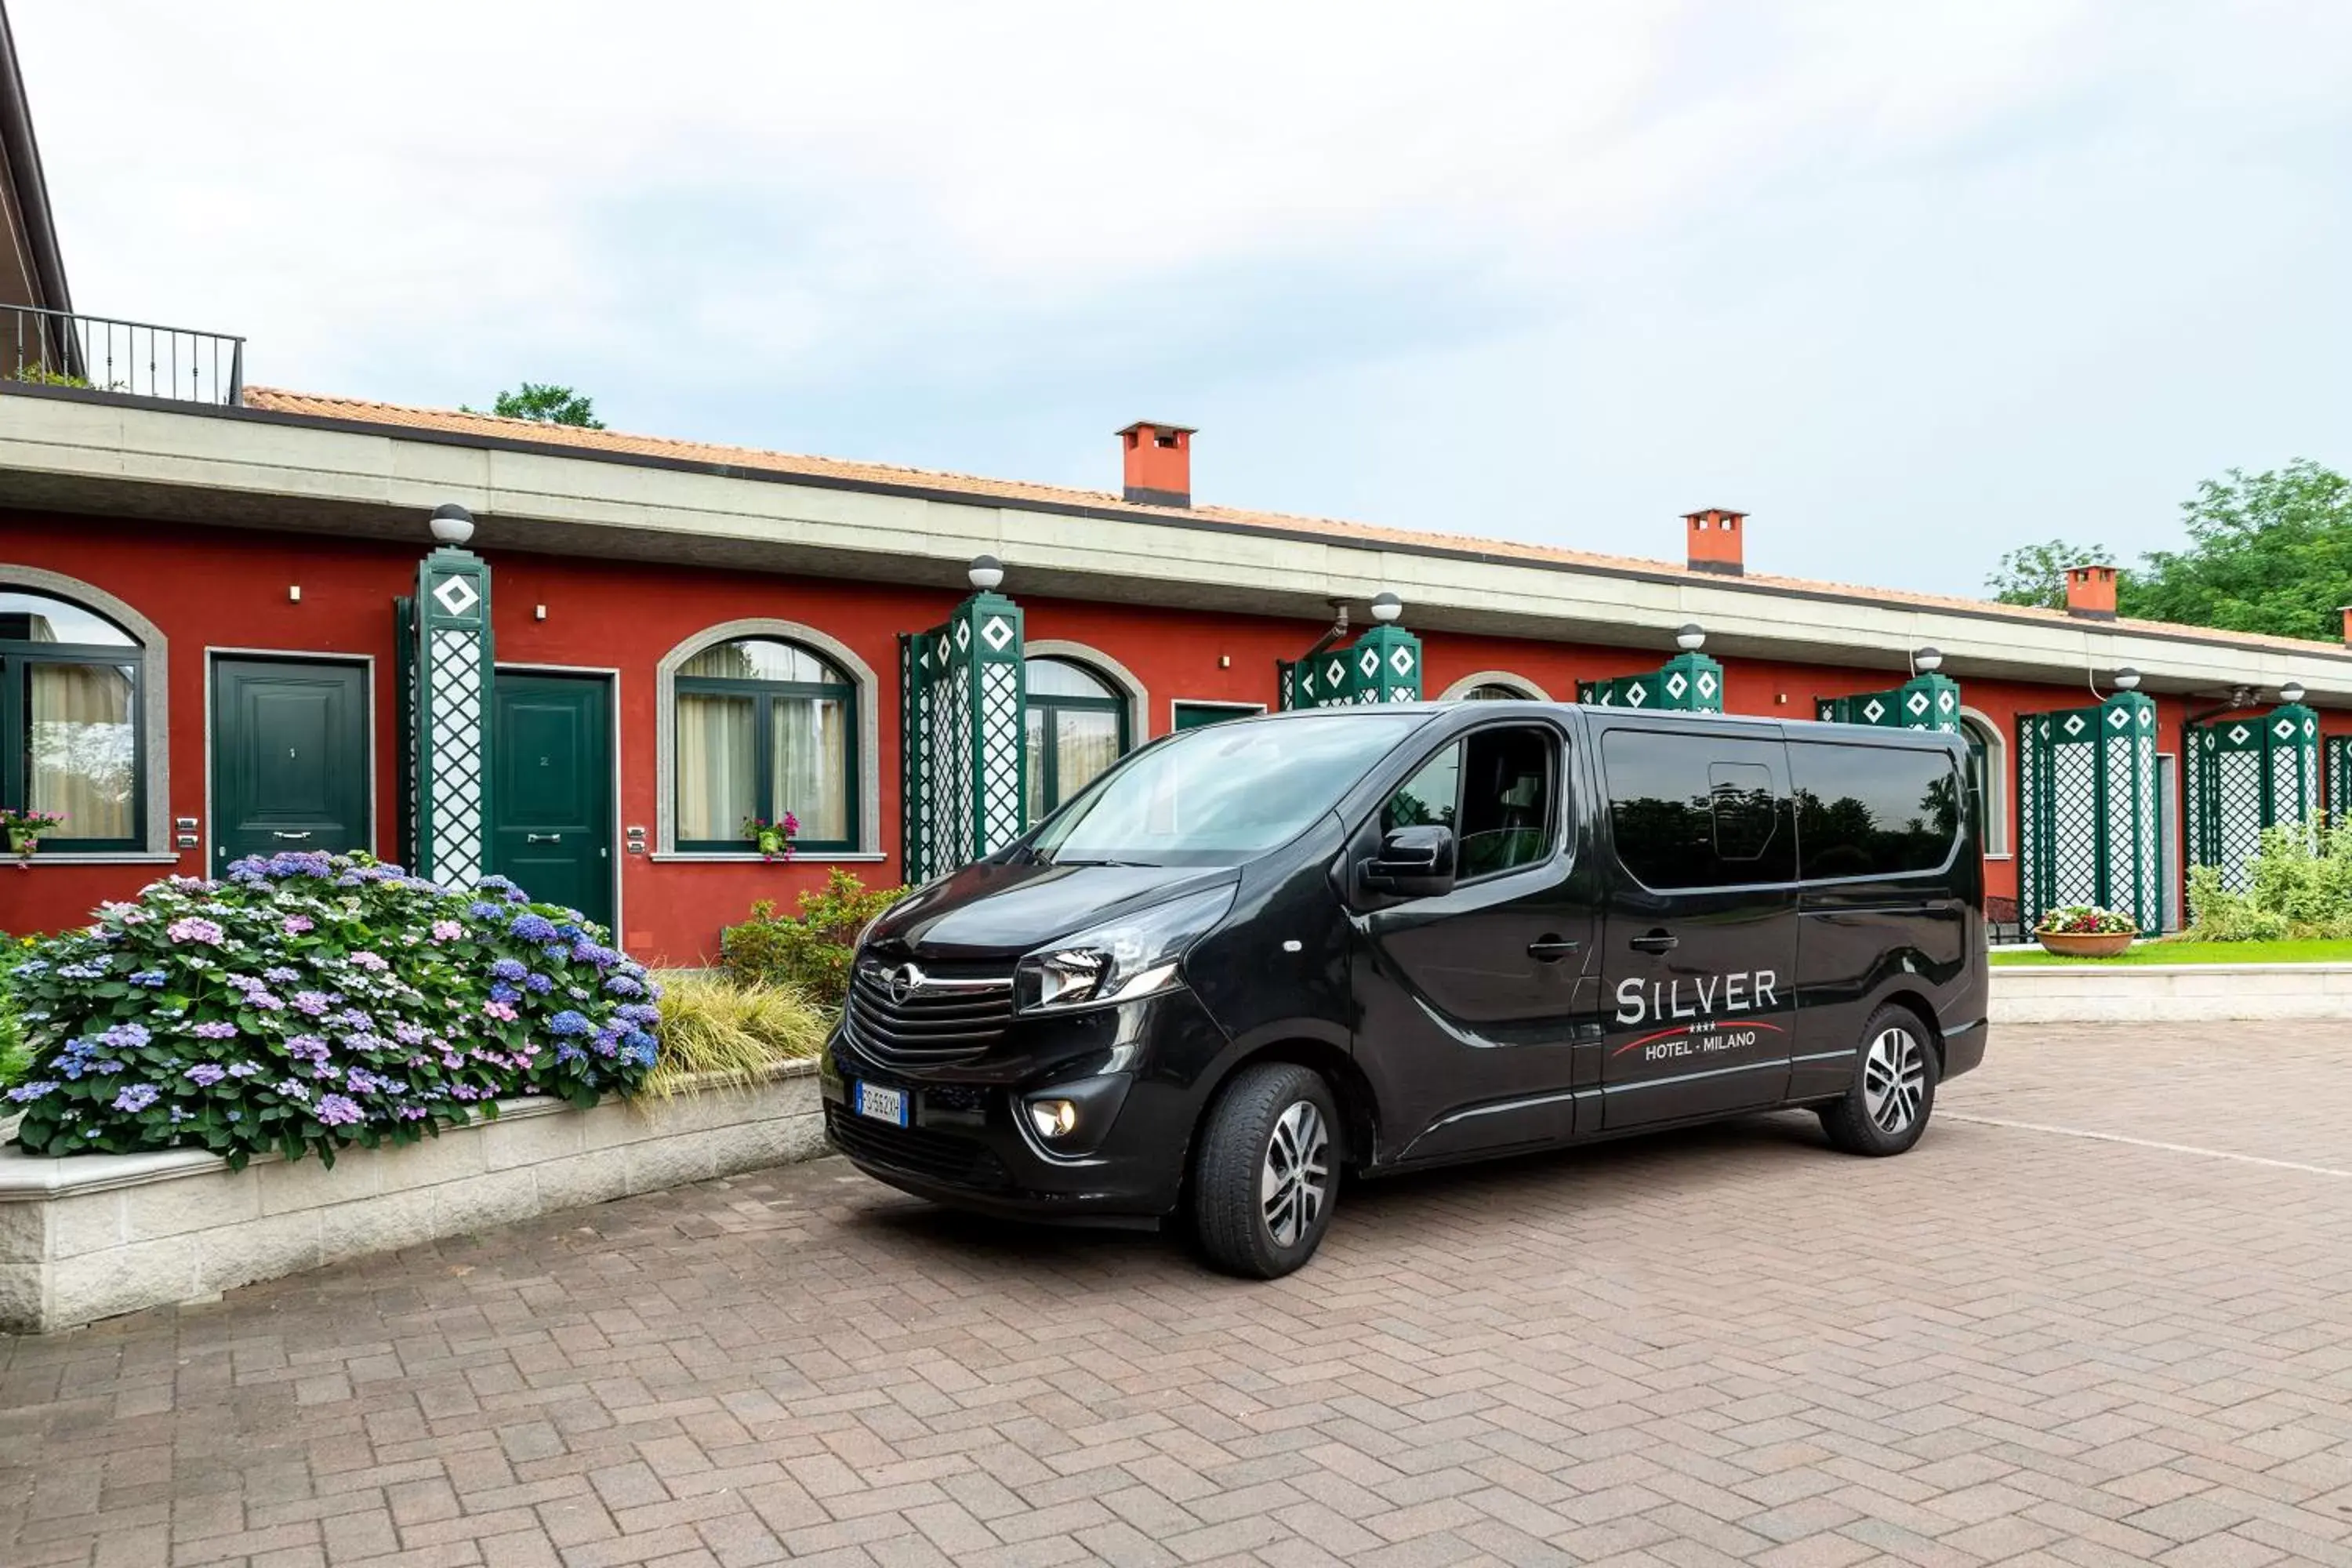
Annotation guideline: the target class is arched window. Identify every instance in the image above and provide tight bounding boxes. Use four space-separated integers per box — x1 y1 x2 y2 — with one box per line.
673 636 856 851
1 588 144 850
1959 709 2009 857
1025 656 1129 818
1439 671 1551 702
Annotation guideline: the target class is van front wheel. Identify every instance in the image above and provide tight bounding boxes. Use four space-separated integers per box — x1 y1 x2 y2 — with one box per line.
1819 1007 1937 1156
1192 1063 1339 1279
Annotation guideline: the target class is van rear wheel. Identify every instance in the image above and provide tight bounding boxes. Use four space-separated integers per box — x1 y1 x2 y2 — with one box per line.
1820 1007 1936 1156
1192 1063 1339 1279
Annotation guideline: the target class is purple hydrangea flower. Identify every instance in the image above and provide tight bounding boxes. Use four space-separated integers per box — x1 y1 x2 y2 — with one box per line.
285 1034 331 1063
468 901 503 920
263 966 300 985
348 951 390 972
112 1084 161 1113
429 920 464 942
96 1022 152 1051
291 992 331 1016
187 1064 228 1087
227 1061 263 1078
166 917 226 946
5 1081 57 1103
274 1080 311 1102
189 1020 238 1040
523 972 554 995
314 1094 364 1127
604 974 644 998
488 958 528 983
282 915 315 936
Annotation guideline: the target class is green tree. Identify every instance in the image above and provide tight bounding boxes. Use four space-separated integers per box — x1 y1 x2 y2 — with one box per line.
1984 461 2352 640
2126 461 2352 641
1987 538 2115 610
464 383 604 428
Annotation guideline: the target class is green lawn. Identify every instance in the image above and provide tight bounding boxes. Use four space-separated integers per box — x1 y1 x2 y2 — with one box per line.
1992 938 2352 967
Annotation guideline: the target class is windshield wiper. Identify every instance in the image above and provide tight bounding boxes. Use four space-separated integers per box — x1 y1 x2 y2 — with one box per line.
1051 857 1156 868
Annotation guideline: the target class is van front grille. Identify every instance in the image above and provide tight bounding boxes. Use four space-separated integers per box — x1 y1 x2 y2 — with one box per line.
842 959 1015 1067
826 1105 1011 1189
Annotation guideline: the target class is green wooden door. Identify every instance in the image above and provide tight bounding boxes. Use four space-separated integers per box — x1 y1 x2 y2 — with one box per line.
489 673 614 927
211 658 371 872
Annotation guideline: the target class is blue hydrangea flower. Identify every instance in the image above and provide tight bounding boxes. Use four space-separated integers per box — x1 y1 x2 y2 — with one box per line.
547 1010 593 1036
508 913 558 943
604 974 644 998
523 972 554 995
5 1081 57 1103
112 1084 161 1113
129 970 168 989
488 982 521 1005
96 1022 152 1051
488 957 528 983
571 940 619 969
469 902 503 920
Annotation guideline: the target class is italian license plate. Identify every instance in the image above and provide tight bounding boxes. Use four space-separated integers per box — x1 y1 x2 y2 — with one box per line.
854 1081 909 1127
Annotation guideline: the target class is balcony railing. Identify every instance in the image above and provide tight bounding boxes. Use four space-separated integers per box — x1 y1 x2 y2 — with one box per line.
4 303 245 406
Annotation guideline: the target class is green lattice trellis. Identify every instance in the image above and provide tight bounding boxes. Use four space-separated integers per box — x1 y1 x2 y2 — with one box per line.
1575 650 1724 712
1815 673 1960 733
2187 703 2318 895
2016 690 2160 934
411 547 494 887
2328 734 2352 828
901 590 1025 884
1277 624 1423 709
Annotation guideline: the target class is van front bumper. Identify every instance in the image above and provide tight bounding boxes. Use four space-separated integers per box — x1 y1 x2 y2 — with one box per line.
818 989 1222 1222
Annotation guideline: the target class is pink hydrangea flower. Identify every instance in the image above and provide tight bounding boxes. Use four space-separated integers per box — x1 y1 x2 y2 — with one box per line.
430 920 463 942
481 1000 518 1022
282 915 314 935
166 916 225 946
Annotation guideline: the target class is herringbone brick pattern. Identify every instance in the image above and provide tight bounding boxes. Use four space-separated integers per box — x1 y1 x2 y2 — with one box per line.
6 1022 2352 1566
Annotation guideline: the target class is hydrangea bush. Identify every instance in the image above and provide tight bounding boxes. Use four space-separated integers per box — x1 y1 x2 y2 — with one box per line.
5 853 661 1165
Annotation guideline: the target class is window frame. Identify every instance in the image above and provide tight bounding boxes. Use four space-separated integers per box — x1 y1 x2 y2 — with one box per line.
672 644 859 854
1026 658 1131 818
2 604 148 855
1958 708 2009 858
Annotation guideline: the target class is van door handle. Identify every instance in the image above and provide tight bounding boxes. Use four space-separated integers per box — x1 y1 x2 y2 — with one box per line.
1526 937 1581 962
1629 931 1679 954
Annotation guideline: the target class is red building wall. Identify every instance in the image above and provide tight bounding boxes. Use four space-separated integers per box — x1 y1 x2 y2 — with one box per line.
5 510 2341 960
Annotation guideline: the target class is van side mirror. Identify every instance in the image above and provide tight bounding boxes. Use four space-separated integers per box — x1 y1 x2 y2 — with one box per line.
1360 825 1457 898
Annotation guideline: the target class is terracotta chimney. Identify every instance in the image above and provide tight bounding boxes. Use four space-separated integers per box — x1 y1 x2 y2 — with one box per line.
1684 507 1746 575
1119 421 1195 508
2065 563 2118 620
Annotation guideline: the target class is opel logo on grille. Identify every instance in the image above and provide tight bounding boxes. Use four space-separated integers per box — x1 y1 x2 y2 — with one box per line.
886 963 927 1004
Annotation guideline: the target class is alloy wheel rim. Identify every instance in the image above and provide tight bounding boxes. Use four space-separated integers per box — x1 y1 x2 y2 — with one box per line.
1260 1101 1330 1247
1862 1026 1926 1134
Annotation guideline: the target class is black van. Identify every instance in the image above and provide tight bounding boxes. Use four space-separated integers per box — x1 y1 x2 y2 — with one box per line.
822 702 1987 1277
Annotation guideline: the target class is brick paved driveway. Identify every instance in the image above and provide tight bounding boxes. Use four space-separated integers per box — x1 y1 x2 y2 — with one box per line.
8 1021 2352 1568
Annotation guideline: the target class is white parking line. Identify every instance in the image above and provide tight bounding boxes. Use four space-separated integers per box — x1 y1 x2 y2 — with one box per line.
1941 1112 2352 1180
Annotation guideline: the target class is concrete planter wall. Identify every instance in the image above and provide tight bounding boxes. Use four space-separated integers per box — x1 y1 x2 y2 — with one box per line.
1990 963 2352 1023
0 1062 822 1334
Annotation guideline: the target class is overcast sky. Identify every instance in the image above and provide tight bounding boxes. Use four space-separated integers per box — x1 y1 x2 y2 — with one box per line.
16 1 2350 594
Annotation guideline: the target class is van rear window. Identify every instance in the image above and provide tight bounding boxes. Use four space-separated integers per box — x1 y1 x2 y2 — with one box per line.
1788 740 1963 880
1602 730 1793 890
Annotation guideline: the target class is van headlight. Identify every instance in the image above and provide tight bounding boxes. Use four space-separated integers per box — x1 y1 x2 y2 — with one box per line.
1014 885 1236 1014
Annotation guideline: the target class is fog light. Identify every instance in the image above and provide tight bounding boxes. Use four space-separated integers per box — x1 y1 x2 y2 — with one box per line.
1027 1098 1079 1139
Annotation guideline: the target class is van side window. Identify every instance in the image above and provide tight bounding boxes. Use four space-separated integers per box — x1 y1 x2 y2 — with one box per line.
1790 740 1963 880
1378 726 1558 880
1602 729 1793 890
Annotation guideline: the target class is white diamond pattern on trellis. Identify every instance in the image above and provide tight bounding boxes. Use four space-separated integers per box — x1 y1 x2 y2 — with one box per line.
430 574 479 617
979 662 1022 849
2049 739 2098 905
1666 672 1689 699
980 615 1013 652
2215 749 2261 890
1862 699 1886 724
2063 713 2085 738
1388 644 1414 677
426 626 484 886
1625 681 1649 707
1697 671 1718 699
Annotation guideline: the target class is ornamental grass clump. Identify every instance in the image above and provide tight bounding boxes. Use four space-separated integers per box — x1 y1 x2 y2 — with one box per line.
5 852 662 1166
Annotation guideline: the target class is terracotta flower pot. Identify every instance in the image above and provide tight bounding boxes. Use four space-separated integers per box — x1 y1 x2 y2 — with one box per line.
2036 931 2132 959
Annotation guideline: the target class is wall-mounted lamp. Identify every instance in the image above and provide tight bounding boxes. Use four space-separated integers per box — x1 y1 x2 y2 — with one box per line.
1369 591 1403 624
2282 681 2307 704
967 554 1004 590
1913 646 1943 673
2113 667 2142 691
1675 622 1706 652
428 502 476 546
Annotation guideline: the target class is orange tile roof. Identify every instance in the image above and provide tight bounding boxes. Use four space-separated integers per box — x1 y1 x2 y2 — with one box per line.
241 387 2343 660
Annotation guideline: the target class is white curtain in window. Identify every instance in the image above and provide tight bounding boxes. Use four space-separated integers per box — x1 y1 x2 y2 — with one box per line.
677 693 756 841
772 694 848 841
1055 710 1122 808
30 662 135 839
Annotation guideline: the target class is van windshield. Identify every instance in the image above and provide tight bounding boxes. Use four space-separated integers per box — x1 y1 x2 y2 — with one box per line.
1033 713 1425 867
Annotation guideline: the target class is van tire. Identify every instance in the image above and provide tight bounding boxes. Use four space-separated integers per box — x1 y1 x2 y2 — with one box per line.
1192 1063 1340 1279
1820 1006 1938 1156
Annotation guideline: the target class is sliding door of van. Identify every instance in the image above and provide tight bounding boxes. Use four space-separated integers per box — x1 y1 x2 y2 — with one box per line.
1596 724 1798 1130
